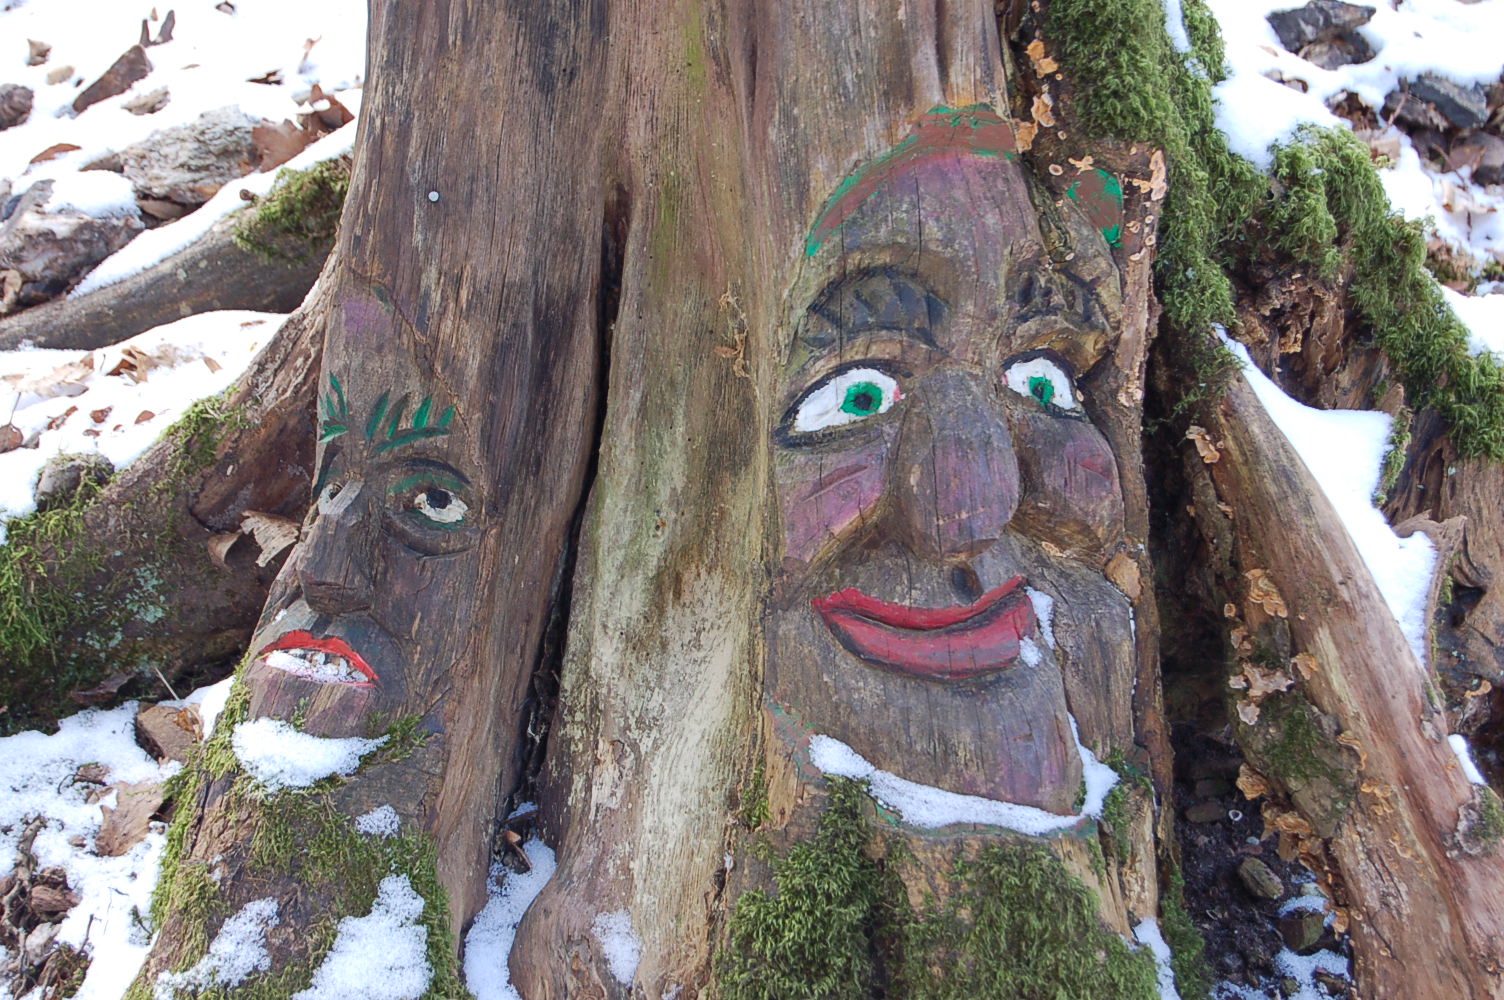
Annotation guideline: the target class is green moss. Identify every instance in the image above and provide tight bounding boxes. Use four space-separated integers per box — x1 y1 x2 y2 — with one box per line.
719 779 901 1000
901 843 1159 1000
232 157 350 262
1237 690 1356 830
719 780 1158 1000
1046 0 1263 421
1473 786 1504 846
1160 865 1213 1000
739 759 770 831
1374 405 1413 505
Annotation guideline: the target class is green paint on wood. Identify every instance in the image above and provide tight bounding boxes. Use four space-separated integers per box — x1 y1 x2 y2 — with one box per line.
1067 168 1125 247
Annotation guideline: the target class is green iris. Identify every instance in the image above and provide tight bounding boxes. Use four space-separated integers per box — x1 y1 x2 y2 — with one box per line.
840 381 884 417
1028 375 1055 407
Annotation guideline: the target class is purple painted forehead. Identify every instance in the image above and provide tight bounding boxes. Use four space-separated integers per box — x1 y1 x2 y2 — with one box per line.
805 104 1018 257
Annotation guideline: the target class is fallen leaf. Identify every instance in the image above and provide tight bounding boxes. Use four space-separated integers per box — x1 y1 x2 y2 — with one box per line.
135 410 155 424
1105 551 1142 601
1237 764 1270 800
29 142 81 165
89 407 112 424
1031 93 1056 128
1245 568 1288 618
0 425 22 454
1186 424 1220 463
241 511 300 566
252 118 316 170
1336 731 1368 769
16 356 93 399
203 356 222 373
45 406 77 431
70 671 131 705
96 781 165 857
207 532 242 569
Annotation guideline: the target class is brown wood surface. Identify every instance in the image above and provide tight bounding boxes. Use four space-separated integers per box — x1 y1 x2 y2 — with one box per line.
1200 374 1504 999
0 213 328 351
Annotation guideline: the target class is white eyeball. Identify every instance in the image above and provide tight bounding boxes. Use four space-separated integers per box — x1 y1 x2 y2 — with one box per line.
1003 357 1079 412
790 368 903 433
414 488 467 525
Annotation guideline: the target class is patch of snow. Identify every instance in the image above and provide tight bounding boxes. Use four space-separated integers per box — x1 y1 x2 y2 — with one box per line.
1448 733 1487 785
591 910 641 986
1025 586 1056 648
292 875 431 1000
1161 0 1191 55
45 171 140 218
1223 335 1435 666
192 676 236 739
1440 285 1504 358
1134 917 1183 1000
355 804 401 838
0 310 281 532
1018 636 1043 667
0 704 178 1000
153 897 278 999
231 718 387 791
809 714 1119 835
463 839 558 1000
1278 895 1330 918
74 122 358 296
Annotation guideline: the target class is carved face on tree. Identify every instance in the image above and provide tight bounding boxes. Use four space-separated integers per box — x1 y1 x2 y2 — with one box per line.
767 107 1135 814
245 290 489 737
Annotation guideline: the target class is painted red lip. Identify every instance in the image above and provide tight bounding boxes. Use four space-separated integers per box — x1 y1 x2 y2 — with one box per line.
257 630 378 687
812 575 1037 681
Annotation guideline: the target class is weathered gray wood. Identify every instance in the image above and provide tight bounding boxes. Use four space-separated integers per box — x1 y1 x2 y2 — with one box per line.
0 212 327 351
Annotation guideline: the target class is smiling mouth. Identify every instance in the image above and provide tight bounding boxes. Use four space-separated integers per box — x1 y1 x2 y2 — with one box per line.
812 575 1037 681
257 630 377 687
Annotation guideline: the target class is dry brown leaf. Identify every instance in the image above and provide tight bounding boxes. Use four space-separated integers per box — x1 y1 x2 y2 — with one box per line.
96 781 164 857
1186 424 1220 463
1105 551 1142 601
1245 568 1288 618
1148 150 1168 200
203 356 222 373
70 671 131 705
29 142 81 164
90 407 112 423
207 532 242 569
135 410 155 424
241 510 299 566
252 118 316 171
0 424 22 454
16 357 93 399
1291 652 1319 680
1336 731 1368 769
1031 93 1056 128
1237 764 1270 800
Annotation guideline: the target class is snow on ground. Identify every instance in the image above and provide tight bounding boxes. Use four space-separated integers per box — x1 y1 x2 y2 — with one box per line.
809 715 1120 835
1197 0 1504 351
0 0 365 184
230 717 387 792
0 309 283 532
462 838 558 1000
1224 335 1436 665
0 703 180 1000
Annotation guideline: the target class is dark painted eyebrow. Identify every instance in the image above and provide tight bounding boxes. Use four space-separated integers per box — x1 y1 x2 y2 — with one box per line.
394 457 472 486
799 270 945 351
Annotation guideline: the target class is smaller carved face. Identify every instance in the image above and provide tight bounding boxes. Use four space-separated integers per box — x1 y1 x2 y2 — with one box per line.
767 108 1134 814
246 292 488 736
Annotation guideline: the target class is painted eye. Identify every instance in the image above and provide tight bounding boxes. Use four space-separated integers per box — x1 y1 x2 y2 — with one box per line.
788 367 903 434
389 474 470 530
1003 356 1080 412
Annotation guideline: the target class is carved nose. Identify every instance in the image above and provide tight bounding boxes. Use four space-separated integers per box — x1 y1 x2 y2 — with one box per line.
892 372 1019 560
295 480 375 616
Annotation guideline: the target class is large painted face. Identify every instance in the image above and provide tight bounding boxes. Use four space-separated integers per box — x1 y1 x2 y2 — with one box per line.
768 108 1133 814
245 290 488 736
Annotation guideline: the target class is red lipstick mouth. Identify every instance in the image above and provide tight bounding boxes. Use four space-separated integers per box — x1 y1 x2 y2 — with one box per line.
257 630 378 687
812 575 1037 681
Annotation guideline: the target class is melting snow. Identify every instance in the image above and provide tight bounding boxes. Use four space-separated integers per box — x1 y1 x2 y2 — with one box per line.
355 804 401 838
153 897 278 999
292 875 431 1000
463 837 558 1000
809 715 1119 835
1134 917 1183 1000
230 718 387 792
591 909 642 986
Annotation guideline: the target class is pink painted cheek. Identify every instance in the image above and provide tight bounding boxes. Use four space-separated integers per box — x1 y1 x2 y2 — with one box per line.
776 449 888 566
1053 436 1120 500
